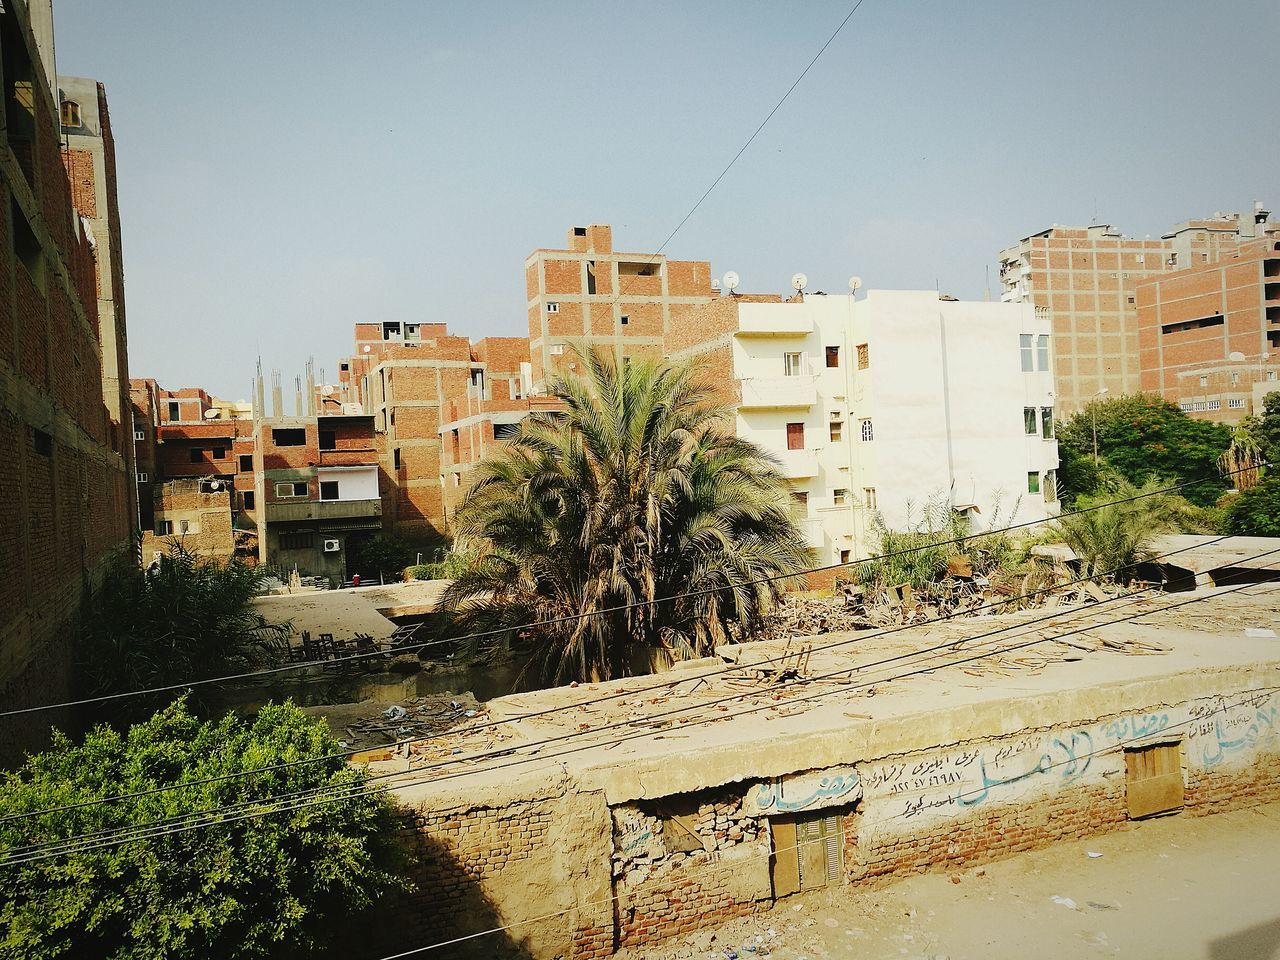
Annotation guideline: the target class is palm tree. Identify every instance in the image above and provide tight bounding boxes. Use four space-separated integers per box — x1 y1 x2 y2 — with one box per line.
1051 478 1190 583
1218 420 1265 491
440 347 814 684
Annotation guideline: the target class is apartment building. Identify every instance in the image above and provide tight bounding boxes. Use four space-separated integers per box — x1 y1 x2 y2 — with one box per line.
254 413 382 583
998 206 1279 413
672 290 1059 564
0 3 133 755
1136 238 1280 422
525 223 716 391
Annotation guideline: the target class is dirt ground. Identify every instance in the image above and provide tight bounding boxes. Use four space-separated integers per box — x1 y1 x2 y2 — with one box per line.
625 802 1280 960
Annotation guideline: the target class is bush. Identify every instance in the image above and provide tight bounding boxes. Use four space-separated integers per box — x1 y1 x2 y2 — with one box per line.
80 545 289 725
351 533 415 581
406 551 474 581
1225 476 1280 536
0 700 407 960
1051 478 1192 582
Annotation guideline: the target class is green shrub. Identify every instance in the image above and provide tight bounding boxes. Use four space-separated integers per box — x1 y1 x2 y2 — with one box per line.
1225 476 1280 536
0 700 407 960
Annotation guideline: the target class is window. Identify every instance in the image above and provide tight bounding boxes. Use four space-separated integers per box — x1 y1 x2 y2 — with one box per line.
212 446 226 460
770 812 844 897
168 401 181 421
586 261 597 295
319 430 336 451
829 420 843 442
620 314 629 326
278 532 315 551
1036 334 1050 371
546 302 560 313
1199 375 1208 387
1228 398 1246 409
839 549 851 564
833 488 848 506
12 199 42 284
1040 407 1054 439
549 343 565 356
272 428 306 447
1020 334 1034 372
59 99 80 127
1206 399 1220 411
134 430 146 441
155 520 173 536
573 226 587 237
509 378 524 400
1044 469 1058 502
1231 373 1240 385
1162 314 1224 335
320 480 340 501
786 422 805 450
1027 471 1040 494
856 343 869 370
494 422 518 440
242 491 255 510
189 448 203 463
136 472 149 483
789 491 808 515
32 428 52 456
238 454 253 472
1024 407 1037 435
1125 742 1184 819
859 419 873 442
339 362 349 372
825 346 840 368
179 520 191 534
393 448 402 469
275 481 308 499
863 487 877 510
784 352 804 377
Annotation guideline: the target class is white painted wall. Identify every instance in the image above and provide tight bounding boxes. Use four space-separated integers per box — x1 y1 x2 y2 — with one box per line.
317 466 379 501
725 292 1059 562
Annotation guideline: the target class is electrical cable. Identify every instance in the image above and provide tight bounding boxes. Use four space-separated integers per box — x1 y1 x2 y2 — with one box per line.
0 465 1257 722
5 567 1273 866
0 532 1239 829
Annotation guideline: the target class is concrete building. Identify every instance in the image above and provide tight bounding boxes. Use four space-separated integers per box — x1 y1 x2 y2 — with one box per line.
1136 237 1280 422
671 290 1059 564
0 2 133 756
525 223 716 392
254 412 382 583
139 478 235 562
998 206 1279 413
373 578 1280 959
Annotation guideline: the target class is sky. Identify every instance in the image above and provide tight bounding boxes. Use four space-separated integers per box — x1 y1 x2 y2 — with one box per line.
52 0 1279 399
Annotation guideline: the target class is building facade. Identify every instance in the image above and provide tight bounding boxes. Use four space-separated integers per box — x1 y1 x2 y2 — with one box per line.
998 207 1279 413
673 290 1059 563
0 3 133 756
525 223 716 392
1136 238 1280 421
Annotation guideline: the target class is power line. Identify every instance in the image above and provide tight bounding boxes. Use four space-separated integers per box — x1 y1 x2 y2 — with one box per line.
5 569 1272 865
0 533 1237 829
1 465 1255 722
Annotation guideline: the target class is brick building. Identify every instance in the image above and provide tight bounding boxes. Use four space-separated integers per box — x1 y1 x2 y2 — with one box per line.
525 223 716 392
1136 238 1280 422
0 2 133 755
998 205 1279 413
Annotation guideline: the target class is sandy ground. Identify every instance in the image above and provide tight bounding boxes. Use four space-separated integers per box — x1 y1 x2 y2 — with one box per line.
626 802 1280 960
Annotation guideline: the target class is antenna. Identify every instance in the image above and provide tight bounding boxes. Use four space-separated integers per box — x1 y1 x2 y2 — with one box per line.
791 272 808 292
847 276 862 291
722 271 740 293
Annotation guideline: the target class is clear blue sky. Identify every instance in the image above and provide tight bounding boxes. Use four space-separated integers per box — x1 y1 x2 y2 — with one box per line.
53 0 1278 399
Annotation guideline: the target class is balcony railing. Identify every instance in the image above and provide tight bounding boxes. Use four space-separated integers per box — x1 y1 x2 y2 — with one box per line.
740 377 817 410
737 309 813 337
318 447 378 466
264 498 382 523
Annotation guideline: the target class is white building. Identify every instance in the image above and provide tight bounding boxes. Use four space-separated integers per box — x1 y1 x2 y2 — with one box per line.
677 290 1060 563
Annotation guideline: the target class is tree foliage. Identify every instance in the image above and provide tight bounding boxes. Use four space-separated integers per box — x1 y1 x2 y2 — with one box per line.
1225 475 1280 537
0 700 406 960
1055 394 1231 506
351 533 416 581
440 348 814 684
79 545 289 724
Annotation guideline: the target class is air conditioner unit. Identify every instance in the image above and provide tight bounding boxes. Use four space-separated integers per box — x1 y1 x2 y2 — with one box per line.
323 538 341 553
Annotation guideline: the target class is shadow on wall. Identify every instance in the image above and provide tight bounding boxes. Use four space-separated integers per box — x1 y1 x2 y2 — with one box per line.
346 828 536 960
1208 915 1280 960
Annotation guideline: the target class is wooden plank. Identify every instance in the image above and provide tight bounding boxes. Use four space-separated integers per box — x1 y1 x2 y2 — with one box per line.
770 818 800 898
1126 744 1185 819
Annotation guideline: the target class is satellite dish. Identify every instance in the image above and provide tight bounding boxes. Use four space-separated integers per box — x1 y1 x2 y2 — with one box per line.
848 276 863 291
362 345 371 354
791 273 808 292
208 480 223 491
1229 351 1247 362
722 271 740 292
203 408 220 420
320 384 335 395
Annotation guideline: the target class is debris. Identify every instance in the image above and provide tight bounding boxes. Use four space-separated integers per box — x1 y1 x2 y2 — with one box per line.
1245 627 1277 638
1087 851 1103 858
1050 896 1079 910
382 705 407 721
1087 901 1117 911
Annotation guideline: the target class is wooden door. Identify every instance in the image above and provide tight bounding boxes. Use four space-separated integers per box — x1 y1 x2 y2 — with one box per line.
786 422 805 450
770 813 842 898
1125 742 1184 819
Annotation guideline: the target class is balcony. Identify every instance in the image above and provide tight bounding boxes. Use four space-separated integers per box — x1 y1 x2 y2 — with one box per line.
264 498 382 523
736 307 813 337
740 377 816 410
796 516 825 549
318 447 378 467
776 449 819 479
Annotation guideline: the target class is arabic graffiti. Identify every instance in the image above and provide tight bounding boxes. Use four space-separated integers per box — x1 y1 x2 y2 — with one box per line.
1194 700 1278 770
743 766 862 816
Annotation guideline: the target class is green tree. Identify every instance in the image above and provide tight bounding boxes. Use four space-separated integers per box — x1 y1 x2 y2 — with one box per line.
1218 421 1265 491
1051 478 1196 582
1056 394 1231 506
1225 475 1280 536
79 545 288 724
0 700 406 960
351 533 415 581
440 348 814 684
1256 391 1280 466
